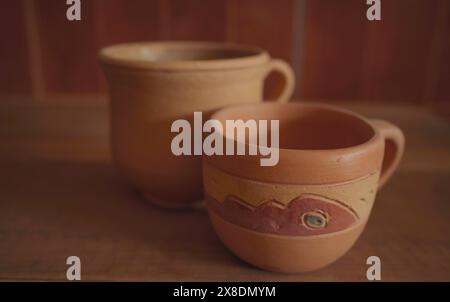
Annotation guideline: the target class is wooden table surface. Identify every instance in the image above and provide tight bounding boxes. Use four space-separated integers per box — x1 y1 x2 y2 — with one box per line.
0 99 449 281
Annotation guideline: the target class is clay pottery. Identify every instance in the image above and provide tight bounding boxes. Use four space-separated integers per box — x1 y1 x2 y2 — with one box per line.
203 102 405 273
99 42 295 208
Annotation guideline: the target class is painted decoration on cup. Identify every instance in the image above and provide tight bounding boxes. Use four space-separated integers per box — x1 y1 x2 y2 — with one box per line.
207 193 359 236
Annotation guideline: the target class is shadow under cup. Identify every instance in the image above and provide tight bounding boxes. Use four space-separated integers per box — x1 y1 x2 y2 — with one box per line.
203 102 404 273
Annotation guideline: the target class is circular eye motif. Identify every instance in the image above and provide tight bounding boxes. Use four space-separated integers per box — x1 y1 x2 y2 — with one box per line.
302 211 328 229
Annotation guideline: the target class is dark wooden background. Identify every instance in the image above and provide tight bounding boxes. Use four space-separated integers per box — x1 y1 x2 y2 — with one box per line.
1 0 449 117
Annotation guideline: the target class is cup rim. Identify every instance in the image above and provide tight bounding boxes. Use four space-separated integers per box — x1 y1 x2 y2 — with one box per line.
98 41 270 71
210 102 381 155
205 102 385 185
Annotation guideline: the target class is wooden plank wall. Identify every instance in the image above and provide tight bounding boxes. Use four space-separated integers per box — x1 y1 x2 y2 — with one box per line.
0 0 448 116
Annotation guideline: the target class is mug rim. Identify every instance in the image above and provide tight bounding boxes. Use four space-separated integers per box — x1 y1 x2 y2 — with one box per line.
205 102 385 185
98 41 270 71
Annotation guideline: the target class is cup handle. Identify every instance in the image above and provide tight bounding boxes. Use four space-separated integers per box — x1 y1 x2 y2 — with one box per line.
371 119 405 189
264 59 295 103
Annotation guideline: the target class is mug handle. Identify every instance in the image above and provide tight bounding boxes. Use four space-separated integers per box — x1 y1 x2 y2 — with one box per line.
264 59 295 103
371 119 405 189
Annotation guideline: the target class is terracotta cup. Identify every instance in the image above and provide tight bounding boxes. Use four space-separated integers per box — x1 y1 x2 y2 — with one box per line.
99 42 295 208
203 102 405 273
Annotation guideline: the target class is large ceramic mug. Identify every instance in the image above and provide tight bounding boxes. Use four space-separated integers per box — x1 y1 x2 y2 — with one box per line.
99 42 295 208
203 102 405 273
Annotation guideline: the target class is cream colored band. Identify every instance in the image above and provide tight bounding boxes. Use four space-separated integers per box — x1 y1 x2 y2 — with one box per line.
203 162 380 221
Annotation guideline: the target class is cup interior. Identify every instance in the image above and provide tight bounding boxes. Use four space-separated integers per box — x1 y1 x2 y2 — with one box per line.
213 103 375 150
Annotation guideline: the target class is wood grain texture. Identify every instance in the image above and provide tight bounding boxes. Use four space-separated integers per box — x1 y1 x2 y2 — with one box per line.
436 2 450 108
0 0 32 95
422 0 448 106
36 0 101 93
94 0 163 93
1 0 449 112
227 0 295 100
96 0 161 46
0 99 449 281
166 0 227 41
359 0 439 103
300 0 442 104
300 0 366 100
